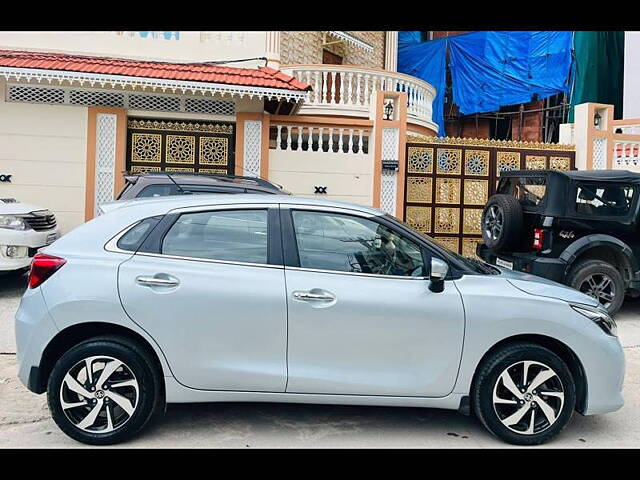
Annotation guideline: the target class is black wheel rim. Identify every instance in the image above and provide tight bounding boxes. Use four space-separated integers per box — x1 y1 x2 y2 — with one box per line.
484 205 504 242
578 273 616 309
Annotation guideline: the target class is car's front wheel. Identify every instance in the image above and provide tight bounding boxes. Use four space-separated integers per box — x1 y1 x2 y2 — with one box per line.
472 343 576 445
47 336 163 445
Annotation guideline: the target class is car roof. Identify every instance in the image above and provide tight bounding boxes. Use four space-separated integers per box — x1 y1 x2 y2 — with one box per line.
502 169 640 184
101 194 384 217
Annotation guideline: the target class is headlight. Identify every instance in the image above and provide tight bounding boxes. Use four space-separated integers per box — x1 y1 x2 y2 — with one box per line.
571 304 617 337
0 215 27 230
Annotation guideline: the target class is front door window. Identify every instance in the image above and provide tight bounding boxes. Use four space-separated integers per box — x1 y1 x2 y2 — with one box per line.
291 210 425 277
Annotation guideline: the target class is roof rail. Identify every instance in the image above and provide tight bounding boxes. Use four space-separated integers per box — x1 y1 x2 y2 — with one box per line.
122 170 283 190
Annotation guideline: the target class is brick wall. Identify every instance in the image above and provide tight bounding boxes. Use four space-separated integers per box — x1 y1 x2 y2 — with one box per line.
280 31 386 68
511 100 543 142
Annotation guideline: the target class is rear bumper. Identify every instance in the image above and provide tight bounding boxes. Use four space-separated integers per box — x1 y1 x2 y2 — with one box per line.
477 244 567 283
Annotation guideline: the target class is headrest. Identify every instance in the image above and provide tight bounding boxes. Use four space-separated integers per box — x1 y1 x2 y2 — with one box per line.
578 188 596 201
602 187 627 204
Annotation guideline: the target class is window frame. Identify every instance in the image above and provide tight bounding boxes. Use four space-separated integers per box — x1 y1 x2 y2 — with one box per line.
280 205 443 280
134 203 283 268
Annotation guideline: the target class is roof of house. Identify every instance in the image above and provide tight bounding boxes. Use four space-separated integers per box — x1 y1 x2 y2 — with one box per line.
0 49 311 91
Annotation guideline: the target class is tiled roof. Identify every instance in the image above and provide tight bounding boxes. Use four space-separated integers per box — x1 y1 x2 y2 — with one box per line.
0 50 311 91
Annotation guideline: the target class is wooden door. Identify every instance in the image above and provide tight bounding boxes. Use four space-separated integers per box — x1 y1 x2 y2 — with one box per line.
322 49 343 104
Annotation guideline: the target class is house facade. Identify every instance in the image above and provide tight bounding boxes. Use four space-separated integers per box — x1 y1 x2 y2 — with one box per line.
0 31 438 232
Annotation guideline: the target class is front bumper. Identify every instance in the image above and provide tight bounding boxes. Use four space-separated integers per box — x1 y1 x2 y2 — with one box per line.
0 228 60 271
581 333 625 415
477 243 567 283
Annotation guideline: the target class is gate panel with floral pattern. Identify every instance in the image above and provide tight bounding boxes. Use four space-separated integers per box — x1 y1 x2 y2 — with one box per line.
126 117 235 175
403 137 575 258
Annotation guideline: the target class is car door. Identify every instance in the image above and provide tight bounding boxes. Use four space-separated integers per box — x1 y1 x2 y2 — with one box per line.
118 204 288 392
282 206 465 397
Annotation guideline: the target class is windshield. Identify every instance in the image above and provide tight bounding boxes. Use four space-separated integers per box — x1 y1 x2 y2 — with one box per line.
385 215 499 275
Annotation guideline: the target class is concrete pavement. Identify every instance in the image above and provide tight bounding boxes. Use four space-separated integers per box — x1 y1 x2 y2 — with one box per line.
1 270 639 448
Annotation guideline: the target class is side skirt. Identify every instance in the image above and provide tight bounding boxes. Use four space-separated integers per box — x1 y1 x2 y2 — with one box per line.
164 377 465 411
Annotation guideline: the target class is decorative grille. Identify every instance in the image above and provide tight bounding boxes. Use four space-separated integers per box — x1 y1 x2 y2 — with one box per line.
69 90 124 108
185 98 235 116
380 170 397 216
6 84 236 116
95 114 117 215
8 85 65 104
380 128 399 216
243 120 262 177
128 94 180 112
592 137 607 169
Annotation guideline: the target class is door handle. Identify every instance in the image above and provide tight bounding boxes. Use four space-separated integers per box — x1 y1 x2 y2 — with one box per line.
136 276 180 288
292 291 335 302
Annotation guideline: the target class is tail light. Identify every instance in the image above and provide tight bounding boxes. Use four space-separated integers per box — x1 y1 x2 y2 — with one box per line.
532 229 545 250
28 253 66 289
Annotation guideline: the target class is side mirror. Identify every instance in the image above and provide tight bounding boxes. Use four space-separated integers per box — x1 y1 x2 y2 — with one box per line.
429 258 449 293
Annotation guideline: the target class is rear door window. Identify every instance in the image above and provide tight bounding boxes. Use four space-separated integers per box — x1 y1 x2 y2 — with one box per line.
498 176 547 207
574 183 635 217
162 209 268 264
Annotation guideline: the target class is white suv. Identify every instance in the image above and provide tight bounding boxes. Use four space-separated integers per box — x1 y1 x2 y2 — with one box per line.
0 198 60 273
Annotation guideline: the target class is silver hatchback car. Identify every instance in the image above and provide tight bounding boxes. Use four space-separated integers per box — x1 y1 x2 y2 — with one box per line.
15 195 624 445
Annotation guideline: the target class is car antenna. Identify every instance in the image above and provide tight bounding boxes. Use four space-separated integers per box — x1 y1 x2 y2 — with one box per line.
163 172 191 195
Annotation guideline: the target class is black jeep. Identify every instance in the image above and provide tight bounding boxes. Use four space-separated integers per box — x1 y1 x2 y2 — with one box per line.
477 169 640 315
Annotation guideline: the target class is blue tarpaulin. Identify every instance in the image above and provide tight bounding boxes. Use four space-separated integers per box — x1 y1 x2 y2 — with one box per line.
397 31 574 135
398 32 447 136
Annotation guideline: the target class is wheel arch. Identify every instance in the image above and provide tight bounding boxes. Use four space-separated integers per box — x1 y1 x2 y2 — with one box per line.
35 322 167 396
470 334 588 414
560 235 637 285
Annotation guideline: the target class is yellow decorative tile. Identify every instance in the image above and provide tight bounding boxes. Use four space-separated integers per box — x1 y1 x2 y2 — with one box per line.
434 207 460 234
465 149 489 176
407 147 433 174
405 206 432 233
526 155 547 170
406 177 432 203
463 179 488 205
497 151 521 176
435 178 461 204
436 148 462 175
463 208 483 234
131 133 162 163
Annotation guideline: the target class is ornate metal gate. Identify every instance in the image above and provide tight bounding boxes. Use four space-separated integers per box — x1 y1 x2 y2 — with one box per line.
126 117 235 175
403 137 575 258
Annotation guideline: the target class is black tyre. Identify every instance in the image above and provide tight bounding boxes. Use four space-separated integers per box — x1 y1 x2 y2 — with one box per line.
567 259 625 315
481 194 523 253
472 342 576 446
47 335 163 445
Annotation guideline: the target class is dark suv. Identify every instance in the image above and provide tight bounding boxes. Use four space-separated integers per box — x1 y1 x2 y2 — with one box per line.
116 172 290 200
477 169 640 315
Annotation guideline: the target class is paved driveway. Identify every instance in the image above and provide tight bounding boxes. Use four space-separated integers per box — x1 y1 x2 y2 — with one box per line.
1 271 639 448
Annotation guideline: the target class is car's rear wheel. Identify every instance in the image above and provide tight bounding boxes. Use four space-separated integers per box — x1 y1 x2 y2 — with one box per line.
567 259 625 315
472 343 576 445
481 194 523 252
47 336 163 445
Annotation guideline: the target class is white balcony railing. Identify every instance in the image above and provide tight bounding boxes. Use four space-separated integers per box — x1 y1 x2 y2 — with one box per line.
270 124 371 155
282 64 437 131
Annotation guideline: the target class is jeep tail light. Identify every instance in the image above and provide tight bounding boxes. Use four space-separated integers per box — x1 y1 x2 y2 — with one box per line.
532 229 544 250
28 253 66 289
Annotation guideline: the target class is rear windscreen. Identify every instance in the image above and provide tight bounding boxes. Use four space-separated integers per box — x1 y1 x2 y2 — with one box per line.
498 176 547 207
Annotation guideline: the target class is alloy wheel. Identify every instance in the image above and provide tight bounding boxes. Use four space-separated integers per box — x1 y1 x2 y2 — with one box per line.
59 355 139 433
492 360 565 435
484 205 503 241
578 273 616 309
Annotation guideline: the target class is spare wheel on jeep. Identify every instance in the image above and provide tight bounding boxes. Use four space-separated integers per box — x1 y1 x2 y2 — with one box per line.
482 194 523 252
